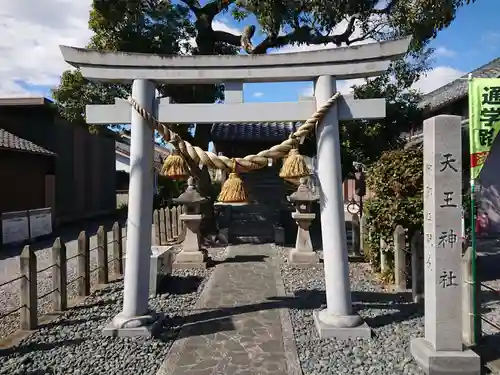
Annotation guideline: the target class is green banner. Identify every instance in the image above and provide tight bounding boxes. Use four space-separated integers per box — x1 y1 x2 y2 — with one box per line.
469 78 500 180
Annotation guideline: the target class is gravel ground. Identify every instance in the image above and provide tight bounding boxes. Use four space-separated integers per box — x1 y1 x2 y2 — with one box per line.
0 247 227 375
0 228 127 339
275 245 425 375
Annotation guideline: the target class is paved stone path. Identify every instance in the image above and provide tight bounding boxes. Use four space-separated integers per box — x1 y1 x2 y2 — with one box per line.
156 244 301 375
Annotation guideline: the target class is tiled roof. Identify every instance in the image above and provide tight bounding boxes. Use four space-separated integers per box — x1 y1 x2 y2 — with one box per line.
211 122 303 142
0 128 56 156
419 57 500 111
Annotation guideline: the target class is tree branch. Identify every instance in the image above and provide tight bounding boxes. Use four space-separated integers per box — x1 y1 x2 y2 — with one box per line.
208 1 395 54
252 14 359 54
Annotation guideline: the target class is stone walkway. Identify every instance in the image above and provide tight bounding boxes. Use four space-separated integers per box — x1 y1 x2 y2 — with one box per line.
156 244 301 375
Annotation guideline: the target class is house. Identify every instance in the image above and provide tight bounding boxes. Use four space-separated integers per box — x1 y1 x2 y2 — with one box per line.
411 57 500 233
0 128 56 214
115 131 170 193
0 97 116 226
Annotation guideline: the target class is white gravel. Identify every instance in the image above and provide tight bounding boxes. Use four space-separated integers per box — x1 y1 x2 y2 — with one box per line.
275 245 425 375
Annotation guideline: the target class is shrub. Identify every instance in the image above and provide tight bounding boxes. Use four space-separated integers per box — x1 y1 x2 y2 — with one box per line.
364 147 423 268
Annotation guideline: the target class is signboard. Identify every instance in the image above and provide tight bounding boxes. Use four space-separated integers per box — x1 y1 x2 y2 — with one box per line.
29 208 52 239
469 78 500 180
1 211 30 245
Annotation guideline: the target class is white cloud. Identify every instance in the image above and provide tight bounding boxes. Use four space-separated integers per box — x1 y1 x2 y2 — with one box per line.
0 0 93 97
434 46 456 58
253 92 264 98
298 66 464 99
272 18 375 54
413 66 465 94
0 1 247 98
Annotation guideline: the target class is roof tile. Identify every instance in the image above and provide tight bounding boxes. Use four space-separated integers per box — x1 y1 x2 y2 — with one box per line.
420 57 500 111
0 129 56 156
211 122 302 142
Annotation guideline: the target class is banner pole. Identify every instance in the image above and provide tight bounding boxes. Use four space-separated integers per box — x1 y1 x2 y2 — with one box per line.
467 73 480 344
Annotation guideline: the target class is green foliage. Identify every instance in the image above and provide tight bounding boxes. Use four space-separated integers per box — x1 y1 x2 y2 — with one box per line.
157 176 186 206
363 147 423 266
340 74 424 179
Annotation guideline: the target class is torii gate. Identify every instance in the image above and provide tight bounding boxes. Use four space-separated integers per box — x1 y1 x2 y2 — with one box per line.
60 37 410 338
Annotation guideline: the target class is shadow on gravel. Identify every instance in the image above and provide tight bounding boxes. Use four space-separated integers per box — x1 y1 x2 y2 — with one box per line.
352 291 423 328
0 338 85 357
157 275 204 295
38 315 105 331
68 299 117 311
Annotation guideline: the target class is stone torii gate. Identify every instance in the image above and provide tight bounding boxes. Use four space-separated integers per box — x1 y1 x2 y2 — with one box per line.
60 38 410 338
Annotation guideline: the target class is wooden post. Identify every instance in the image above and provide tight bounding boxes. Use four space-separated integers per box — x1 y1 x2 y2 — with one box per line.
20 245 37 330
394 225 407 291
360 215 367 255
462 246 481 346
171 207 178 238
153 209 160 245
51 237 68 311
97 225 109 284
166 207 172 241
351 213 361 256
159 208 166 244
380 237 388 273
411 232 424 302
77 230 90 296
112 221 124 277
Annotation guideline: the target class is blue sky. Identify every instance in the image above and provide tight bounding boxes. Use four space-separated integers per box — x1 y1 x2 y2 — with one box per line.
1 0 498 106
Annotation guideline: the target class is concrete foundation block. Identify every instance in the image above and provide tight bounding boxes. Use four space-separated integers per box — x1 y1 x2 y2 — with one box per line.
313 311 372 340
288 249 319 268
410 338 481 375
102 313 163 338
173 250 206 269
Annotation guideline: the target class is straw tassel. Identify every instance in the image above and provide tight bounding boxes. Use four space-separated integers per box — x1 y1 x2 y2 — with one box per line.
279 148 310 184
162 150 189 180
217 159 248 203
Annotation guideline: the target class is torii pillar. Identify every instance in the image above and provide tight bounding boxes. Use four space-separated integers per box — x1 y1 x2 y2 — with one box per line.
60 37 410 338
109 79 159 336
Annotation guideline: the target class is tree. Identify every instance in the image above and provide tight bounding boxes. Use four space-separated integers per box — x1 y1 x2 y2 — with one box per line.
53 0 476 166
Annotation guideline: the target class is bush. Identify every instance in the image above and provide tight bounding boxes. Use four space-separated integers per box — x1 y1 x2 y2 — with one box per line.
364 147 423 268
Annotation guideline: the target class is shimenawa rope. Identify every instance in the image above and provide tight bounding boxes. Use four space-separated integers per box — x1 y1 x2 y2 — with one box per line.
126 92 341 172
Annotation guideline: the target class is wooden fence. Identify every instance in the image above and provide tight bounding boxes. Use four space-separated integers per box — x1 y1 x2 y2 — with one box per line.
0 222 125 332
152 205 186 246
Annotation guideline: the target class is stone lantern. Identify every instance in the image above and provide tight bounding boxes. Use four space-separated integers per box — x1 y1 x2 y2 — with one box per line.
172 177 207 268
287 177 319 267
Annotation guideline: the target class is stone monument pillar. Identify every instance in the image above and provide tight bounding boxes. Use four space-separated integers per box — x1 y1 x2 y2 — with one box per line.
410 115 480 374
104 79 160 337
313 75 370 339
